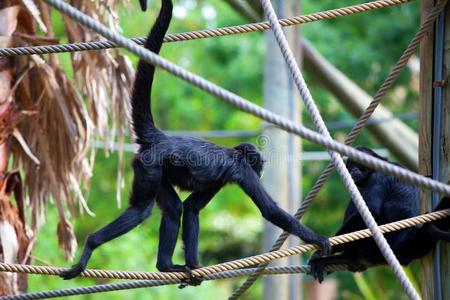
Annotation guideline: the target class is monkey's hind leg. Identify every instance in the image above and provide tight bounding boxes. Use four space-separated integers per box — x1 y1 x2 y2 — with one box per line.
60 159 162 280
156 181 184 272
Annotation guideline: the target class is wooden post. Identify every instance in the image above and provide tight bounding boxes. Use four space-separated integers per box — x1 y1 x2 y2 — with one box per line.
262 0 302 299
419 0 450 299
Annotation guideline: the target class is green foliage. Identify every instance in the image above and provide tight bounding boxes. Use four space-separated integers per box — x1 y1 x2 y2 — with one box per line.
29 0 423 299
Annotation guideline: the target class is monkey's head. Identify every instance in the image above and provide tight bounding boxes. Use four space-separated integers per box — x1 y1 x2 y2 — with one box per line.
234 143 265 178
346 146 386 185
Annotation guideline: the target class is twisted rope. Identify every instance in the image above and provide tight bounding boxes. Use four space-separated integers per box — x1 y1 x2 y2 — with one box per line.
0 0 412 57
0 265 348 300
230 0 449 298
0 209 448 283
246 1 421 299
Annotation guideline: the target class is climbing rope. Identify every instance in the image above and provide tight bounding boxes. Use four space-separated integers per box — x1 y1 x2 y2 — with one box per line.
0 0 412 57
0 210 448 300
42 0 450 199
0 265 348 300
230 0 449 298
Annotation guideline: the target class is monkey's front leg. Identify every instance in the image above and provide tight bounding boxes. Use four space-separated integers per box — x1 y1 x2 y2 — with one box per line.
182 188 220 269
234 164 331 255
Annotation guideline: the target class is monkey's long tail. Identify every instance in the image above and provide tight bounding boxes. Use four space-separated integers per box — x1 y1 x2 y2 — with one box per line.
130 0 173 145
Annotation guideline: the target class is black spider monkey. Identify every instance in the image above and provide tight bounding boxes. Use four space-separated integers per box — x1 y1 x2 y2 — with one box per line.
60 0 331 280
308 146 450 283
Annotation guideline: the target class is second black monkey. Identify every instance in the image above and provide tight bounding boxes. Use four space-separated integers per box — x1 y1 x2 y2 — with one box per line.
309 146 450 282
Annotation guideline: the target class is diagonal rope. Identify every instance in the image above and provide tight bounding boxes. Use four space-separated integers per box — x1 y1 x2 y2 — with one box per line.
234 1 419 299
0 210 447 283
0 0 412 57
230 0 449 298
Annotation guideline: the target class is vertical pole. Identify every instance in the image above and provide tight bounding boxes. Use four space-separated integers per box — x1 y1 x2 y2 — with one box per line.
262 0 302 299
437 4 450 298
420 1 450 299
286 1 302 300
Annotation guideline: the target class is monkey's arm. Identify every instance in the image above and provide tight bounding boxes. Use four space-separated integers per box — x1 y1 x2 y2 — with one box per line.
233 163 331 254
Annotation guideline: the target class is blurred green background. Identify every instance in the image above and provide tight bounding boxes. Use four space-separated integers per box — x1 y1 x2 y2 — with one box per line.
29 0 422 299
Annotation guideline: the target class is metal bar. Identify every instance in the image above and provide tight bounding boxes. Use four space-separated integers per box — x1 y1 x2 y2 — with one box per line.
431 3 446 299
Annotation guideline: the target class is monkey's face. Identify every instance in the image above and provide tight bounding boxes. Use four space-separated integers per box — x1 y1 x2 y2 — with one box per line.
234 143 266 178
346 160 372 185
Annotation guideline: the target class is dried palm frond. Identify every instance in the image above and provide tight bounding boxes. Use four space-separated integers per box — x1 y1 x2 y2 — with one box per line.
1 0 134 266
0 2 87 260
57 218 77 262
0 5 33 293
62 0 134 206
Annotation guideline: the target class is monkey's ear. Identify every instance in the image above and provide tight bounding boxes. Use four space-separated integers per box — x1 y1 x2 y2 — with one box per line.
139 0 148 11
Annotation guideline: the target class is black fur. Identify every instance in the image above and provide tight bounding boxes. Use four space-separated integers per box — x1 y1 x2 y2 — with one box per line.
308 146 450 283
139 0 148 11
60 0 330 280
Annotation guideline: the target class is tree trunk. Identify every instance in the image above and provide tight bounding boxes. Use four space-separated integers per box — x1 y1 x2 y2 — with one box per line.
0 3 32 296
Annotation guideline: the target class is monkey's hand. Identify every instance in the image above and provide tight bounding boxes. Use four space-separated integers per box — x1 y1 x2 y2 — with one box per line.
308 254 327 283
314 236 332 256
59 263 85 280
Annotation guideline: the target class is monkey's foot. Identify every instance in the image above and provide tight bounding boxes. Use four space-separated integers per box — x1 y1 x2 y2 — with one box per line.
308 257 327 283
60 263 85 280
178 266 203 289
158 264 189 272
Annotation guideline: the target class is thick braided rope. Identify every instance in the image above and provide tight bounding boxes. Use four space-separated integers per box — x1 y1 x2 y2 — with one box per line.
43 0 450 200
0 0 412 57
0 265 348 300
0 209 448 283
249 0 420 299
230 0 449 298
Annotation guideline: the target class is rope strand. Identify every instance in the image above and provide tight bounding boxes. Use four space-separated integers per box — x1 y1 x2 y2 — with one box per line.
0 0 412 57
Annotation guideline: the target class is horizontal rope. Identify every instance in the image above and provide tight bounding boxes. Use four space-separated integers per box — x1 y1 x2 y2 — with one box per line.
0 0 412 57
0 209 448 281
0 265 348 300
